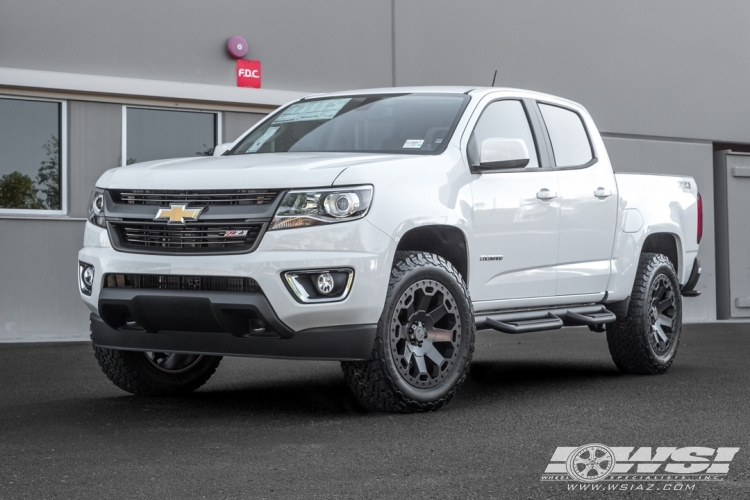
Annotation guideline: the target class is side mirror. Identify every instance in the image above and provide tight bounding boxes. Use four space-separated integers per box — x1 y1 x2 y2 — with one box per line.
213 143 233 157
476 138 530 170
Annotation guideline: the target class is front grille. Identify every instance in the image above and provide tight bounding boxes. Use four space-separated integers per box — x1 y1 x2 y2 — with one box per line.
112 189 279 206
104 274 261 293
111 219 263 253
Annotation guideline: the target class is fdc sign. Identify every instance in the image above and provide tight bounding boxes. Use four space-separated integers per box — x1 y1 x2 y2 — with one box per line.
237 60 261 88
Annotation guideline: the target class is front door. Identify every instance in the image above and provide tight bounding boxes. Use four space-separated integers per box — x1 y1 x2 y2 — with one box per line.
468 99 561 302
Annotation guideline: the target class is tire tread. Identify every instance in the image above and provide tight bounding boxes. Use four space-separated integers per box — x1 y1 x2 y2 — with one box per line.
93 346 221 396
607 253 681 375
342 251 475 413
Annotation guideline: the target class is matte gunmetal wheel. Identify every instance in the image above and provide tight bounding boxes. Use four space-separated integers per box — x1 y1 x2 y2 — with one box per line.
389 279 462 389
145 352 204 374
342 252 475 413
607 253 682 374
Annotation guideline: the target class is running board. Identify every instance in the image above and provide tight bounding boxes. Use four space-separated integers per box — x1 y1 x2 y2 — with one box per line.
476 305 617 334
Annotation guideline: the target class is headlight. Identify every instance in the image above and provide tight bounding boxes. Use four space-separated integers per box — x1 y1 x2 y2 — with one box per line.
87 188 106 228
269 185 373 230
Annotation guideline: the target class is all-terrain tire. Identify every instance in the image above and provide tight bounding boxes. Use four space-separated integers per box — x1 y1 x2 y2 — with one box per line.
94 347 222 396
342 251 475 413
607 253 682 375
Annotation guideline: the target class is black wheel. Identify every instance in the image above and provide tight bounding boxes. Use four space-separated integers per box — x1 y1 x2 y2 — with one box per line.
94 347 222 396
342 252 475 412
607 253 682 374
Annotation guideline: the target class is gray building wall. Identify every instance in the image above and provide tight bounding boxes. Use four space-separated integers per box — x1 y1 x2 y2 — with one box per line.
69 102 122 218
0 219 88 341
1 0 748 339
393 0 750 143
0 0 393 93
3 0 750 142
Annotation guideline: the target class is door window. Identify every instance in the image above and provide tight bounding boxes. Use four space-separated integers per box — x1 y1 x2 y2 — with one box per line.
538 103 593 168
469 100 539 169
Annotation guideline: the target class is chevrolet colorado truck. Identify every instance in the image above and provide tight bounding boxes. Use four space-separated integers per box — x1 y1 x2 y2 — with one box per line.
79 87 702 412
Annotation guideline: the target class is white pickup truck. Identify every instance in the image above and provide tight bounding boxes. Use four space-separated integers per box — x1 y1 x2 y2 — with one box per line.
78 87 702 412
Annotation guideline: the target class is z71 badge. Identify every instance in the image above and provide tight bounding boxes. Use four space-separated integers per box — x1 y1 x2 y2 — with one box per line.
223 230 249 237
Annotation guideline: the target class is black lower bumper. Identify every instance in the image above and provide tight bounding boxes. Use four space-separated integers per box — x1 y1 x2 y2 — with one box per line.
91 288 376 361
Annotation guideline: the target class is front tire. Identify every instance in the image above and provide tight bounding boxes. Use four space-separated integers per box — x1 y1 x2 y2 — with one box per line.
94 347 222 396
607 253 682 375
342 252 475 412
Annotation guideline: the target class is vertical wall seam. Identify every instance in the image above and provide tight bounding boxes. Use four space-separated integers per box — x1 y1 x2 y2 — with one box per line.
391 0 396 87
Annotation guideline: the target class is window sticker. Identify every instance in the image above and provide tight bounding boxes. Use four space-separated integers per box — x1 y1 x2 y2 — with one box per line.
434 139 443 144
246 126 280 153
273 99 351 124
403 139 424 149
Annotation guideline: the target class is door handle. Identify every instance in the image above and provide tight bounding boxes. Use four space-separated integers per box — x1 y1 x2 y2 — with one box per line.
594 187 613 199
536 188 557 201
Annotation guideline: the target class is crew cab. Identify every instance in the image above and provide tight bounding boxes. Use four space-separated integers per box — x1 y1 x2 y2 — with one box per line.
79 87 702 412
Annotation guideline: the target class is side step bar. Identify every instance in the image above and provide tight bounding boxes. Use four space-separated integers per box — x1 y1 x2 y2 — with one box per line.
476 305 617 335
486 312 563 334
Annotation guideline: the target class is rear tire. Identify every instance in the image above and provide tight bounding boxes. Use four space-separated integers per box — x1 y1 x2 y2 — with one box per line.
94 347 222 396
607 253 682 375
342 252 475 413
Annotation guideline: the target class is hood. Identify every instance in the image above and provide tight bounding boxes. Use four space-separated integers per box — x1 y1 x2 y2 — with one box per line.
97 152 408 190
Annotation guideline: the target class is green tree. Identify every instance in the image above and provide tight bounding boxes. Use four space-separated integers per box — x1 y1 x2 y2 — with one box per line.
196 143 215 156
36 135 60 210
0 171 42 209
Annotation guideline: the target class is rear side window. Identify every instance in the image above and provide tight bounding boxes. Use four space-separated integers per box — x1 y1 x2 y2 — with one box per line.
538 103 593 168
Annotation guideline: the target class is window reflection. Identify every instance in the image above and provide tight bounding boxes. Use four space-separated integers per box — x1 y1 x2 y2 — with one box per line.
126 108 216 164
0 98 61 210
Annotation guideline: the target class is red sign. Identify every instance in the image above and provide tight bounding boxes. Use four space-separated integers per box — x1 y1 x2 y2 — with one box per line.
237 60 261 88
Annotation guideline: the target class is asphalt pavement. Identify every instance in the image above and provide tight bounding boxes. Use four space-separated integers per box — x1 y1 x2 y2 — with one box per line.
0 323 748 499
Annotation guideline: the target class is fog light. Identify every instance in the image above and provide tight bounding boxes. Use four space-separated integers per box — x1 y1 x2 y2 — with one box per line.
83 267 95 287
316 273 334 295
282 268 354 303
79 262 95 296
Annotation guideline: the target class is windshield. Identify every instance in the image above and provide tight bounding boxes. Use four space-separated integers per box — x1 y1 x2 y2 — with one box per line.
229 93 469 156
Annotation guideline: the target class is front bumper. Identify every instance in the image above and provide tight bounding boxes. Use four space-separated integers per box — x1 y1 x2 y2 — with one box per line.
79 219 394 333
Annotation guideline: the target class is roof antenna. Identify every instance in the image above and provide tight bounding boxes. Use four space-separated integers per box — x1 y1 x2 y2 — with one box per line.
491 69 497 87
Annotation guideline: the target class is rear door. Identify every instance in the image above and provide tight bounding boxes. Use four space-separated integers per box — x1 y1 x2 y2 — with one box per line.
536 102 618 296
468 98 561 302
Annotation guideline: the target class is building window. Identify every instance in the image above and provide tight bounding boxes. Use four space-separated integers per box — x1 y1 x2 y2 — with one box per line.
123 107 220 165
0 96 66 213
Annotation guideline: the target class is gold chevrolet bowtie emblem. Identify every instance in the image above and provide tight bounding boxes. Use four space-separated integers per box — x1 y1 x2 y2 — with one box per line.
154 204 204 224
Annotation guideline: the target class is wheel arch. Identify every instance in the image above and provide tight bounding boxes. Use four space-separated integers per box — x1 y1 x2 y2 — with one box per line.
641 232 682 280
394 225 469 285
